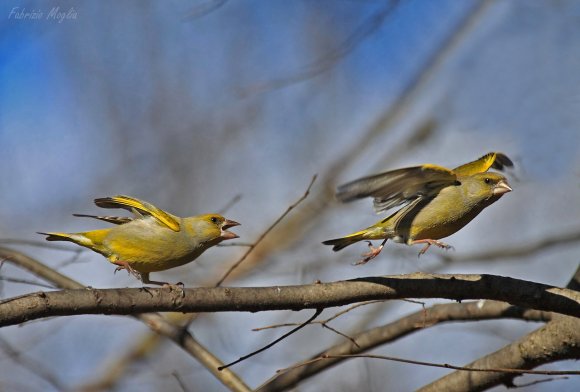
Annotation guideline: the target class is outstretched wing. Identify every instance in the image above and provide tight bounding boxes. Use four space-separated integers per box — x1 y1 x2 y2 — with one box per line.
452 152 513 177
336 164 458 213
94 195 181 232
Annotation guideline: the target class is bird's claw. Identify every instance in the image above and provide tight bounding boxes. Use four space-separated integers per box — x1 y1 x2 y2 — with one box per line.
416 240 454 257
354 241 384 265
113 262 141 279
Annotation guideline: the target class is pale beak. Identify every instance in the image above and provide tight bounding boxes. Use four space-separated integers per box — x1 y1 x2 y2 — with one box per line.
493 180 512 196
221 219 240 240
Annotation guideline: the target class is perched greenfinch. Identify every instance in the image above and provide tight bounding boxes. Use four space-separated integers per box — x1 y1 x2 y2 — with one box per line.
39 195 240 285
323 153 513 263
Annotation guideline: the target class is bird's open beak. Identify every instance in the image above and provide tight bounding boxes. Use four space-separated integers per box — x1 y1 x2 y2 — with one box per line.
493 180 512 196
221 219 240 240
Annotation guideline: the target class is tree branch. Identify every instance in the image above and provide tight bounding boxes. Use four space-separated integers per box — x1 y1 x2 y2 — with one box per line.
1 273 578 328
257 301 551 391
418 315 580 392
416 264 580 391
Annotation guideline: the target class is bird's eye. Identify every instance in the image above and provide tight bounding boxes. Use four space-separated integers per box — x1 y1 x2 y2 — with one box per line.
484 178 492 184
210 217 218 223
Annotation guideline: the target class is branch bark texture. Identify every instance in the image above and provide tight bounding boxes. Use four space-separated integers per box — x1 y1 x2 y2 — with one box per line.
1 273 579 328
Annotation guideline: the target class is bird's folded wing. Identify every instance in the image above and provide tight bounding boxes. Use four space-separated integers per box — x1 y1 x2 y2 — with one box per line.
452 152 513 177
94 195 181 232
336 164 457 213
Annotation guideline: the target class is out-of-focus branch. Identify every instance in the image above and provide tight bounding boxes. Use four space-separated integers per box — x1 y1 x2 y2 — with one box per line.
0 238 80 251
240 0 401 96
418 264 580 391
257 300 551 391
183 0 228 21
1 273 578 327
0 247 251 392
438 229 580 264
0 336 65 391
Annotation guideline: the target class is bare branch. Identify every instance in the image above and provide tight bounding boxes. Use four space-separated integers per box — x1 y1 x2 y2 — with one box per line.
1 273 577 328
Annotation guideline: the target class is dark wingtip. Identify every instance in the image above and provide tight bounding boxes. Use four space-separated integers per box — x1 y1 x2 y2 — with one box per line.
492 153 514 170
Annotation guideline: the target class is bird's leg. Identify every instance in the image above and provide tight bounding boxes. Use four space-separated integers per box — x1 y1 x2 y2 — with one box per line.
356 239 388 265
113 260 141 280
410 239 454 257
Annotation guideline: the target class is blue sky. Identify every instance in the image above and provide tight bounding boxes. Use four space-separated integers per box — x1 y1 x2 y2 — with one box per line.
1 1 579 391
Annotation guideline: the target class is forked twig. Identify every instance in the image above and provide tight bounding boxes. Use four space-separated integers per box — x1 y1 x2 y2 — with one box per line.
218 308 323 371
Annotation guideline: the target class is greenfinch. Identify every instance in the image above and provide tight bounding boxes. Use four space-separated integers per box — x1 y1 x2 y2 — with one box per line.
39 195 240 285
323 153 513 263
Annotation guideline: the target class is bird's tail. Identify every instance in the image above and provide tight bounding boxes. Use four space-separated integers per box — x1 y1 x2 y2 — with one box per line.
37 230 110 255
323 230 373 252
38 231 91 245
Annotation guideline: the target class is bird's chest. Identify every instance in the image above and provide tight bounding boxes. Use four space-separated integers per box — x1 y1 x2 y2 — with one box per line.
104 221 201 268
406 192 486 241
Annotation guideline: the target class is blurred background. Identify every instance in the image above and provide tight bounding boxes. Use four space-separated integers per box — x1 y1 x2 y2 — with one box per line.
1 0 580 390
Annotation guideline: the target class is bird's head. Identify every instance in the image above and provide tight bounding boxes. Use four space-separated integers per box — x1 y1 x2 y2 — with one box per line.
464 172 512 201
188 214 241 244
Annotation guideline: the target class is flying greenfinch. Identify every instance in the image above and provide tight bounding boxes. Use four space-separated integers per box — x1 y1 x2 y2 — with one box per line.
323 152 513 263
39 195 240 285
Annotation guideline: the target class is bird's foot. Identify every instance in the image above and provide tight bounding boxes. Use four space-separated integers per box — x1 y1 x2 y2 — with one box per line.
163 282 185 298
113 261 141 279
142 280 185 298
355 241 384 265
411 239 454 257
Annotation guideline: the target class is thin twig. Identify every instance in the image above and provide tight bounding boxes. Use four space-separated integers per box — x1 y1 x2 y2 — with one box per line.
215 175 317 286
321 324 360 348
513 377 569 388
253 300 385 331
218 308 323 371
172 371 191 392
280 353 580 376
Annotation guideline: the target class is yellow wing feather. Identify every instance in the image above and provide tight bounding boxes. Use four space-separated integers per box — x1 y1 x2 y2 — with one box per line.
452 152 513 177
94 195 181 232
